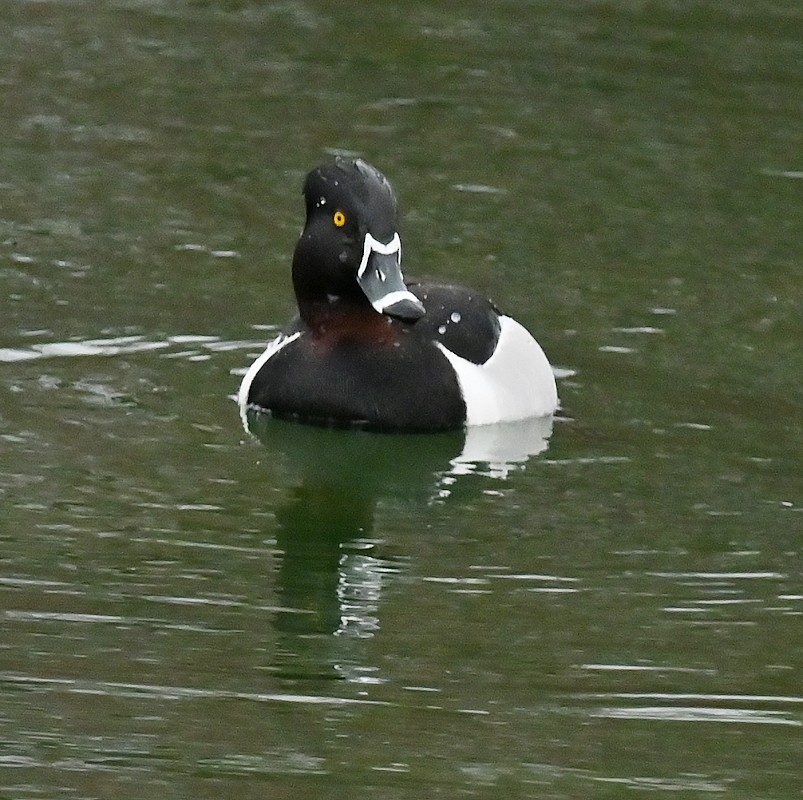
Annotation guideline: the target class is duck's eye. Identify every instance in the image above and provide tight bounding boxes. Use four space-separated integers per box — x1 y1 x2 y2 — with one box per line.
333 210 347 228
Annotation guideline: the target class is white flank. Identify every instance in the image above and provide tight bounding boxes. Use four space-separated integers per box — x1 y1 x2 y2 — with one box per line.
436 316 558 425
237 332 301 428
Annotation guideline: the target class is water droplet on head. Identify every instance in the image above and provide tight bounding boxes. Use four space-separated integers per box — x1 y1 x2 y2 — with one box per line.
450 311 461 323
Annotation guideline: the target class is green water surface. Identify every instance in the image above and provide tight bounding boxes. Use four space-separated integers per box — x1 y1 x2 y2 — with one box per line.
1 2 801 798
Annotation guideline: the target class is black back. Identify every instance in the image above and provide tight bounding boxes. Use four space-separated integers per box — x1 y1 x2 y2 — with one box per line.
409 282 501 365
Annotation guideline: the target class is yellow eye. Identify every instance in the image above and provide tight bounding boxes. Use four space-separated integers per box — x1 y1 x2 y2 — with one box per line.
333 210 347 228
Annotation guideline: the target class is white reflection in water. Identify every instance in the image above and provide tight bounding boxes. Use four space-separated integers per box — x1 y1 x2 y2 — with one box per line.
446 415 554 480
335 547 383 639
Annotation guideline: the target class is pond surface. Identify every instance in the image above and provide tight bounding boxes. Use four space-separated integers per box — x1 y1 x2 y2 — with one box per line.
1 1 801 798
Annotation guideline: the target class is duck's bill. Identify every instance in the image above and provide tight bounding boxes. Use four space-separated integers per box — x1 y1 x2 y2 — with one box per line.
357 232 425 322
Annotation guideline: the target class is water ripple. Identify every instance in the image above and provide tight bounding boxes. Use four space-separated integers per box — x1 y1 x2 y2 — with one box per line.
0 334 262 363
0 672 390 708
591 706 800 726
577 691 802 728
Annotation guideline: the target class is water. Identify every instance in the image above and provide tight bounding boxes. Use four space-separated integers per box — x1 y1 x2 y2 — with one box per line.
1 1 801 798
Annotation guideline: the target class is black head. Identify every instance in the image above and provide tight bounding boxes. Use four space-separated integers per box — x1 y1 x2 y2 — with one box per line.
292 158 425 324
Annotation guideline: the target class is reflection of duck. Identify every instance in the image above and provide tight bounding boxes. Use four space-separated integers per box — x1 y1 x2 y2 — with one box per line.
256 415 554 682
271 482 394 683
244 412 554 499
238 157 558 431
273 484 376 638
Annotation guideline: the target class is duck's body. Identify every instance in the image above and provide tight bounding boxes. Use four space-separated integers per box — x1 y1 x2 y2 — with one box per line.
238 158 558 432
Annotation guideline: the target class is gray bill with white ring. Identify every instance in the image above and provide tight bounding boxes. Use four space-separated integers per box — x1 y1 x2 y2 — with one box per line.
357 232 425 322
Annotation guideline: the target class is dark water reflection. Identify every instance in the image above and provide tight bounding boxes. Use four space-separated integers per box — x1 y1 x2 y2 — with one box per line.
250 413 554 682
2 0 802 797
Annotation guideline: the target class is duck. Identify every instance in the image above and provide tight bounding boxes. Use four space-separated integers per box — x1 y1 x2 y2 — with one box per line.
238 157 558 432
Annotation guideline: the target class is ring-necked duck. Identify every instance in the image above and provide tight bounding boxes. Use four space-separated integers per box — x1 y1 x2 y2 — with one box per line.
238 158 558 432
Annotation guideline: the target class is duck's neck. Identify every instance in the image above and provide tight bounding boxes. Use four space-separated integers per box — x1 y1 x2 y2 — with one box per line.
292 252 376 331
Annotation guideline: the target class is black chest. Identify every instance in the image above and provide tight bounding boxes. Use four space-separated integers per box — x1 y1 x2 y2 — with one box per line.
246 331 466 432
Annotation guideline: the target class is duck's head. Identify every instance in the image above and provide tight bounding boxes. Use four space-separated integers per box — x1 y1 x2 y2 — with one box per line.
292 157 425 324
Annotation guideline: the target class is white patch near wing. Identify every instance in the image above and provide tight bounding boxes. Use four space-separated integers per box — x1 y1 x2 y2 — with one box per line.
237 331 302 428
436 316 558 425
